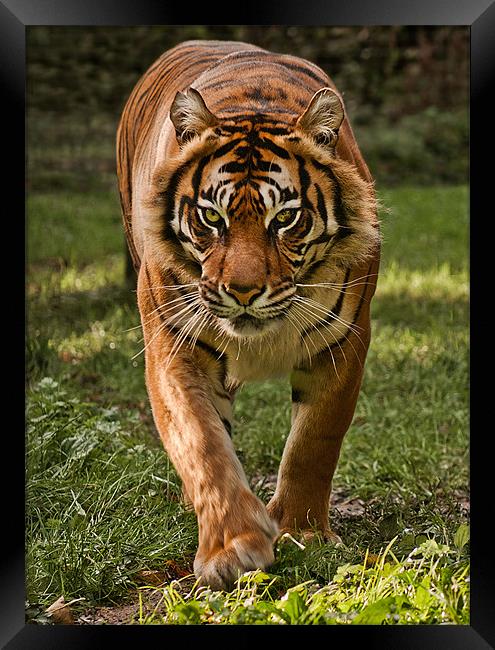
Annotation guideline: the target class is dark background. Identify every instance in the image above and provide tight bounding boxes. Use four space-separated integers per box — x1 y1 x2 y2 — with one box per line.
26 25 469 194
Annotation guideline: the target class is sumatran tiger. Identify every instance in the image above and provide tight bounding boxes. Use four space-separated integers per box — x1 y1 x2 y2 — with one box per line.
116 39 381 589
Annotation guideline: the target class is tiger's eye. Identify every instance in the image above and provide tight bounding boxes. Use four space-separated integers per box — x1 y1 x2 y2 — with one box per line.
275 209 295 224
204 208 221 224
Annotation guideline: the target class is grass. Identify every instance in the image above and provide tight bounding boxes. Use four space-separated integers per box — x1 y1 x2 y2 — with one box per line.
25 184 469 624
135 538 470 625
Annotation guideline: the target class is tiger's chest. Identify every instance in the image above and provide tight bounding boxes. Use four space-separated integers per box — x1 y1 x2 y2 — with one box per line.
225 325 301 382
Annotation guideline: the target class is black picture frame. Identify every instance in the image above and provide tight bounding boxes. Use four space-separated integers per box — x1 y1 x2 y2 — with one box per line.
8 0 494 646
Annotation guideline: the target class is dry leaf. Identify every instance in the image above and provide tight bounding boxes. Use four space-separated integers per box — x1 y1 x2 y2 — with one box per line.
135 570 169 586
45 596 75 625
164 559 193 578
364 553 381 567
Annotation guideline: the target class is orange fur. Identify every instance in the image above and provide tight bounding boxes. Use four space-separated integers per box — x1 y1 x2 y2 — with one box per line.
117 40 380 589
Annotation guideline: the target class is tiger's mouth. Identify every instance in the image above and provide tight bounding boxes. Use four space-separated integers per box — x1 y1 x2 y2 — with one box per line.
222 312 285 338
232 313 260 326
231 313 265 332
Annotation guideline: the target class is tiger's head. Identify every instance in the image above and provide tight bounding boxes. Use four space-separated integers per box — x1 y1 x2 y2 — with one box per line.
145 86 379 338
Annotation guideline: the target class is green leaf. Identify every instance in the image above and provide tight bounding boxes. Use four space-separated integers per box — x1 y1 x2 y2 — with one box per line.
352 596 405 625
454 523 470 551
237 570 271 585
414 576 433 610
281 590 308 624
171 601 205 624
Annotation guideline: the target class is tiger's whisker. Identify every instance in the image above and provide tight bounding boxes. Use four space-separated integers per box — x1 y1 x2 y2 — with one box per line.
216 332 231 360
189 310 215 352
291 304 341 381
143 291 199 319
284 310 313 368
141 296 200 328
164 309 206 372
123 292 199 333
296 271 378 289
296 285 367 301
131 298 201 359
131 318 170 361
292 298 365 363
293 295 365 336
292 295 365 348
291 301 348 368
295 305 349 374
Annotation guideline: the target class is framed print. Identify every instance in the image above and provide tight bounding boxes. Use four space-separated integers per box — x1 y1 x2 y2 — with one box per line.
6 0 494 646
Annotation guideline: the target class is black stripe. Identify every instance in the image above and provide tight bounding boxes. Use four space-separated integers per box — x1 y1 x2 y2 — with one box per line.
268 282 293 300
326 264 372 352
176 229 194 246
191 155 211 202
259 137 290 159
284 239 307 256
291 388 304 403
306 266 371 359
295 155 315 212
255 159 282 173
282 251 304 267
280 60 328 86
219 160 247 174
217 105 297 118
218 115 294 131
221 417 232 436
213 138 244 158
259 293 292 311
311 159 348 228
330 175 348 229
314 182 328 228
305 232 333 248
162 159 193 223
259 126 293 136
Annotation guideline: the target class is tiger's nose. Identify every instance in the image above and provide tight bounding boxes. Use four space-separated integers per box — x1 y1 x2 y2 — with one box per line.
222 282 265 306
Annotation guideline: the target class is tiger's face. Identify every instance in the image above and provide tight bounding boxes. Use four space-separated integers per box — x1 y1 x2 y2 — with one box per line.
148 87 379 339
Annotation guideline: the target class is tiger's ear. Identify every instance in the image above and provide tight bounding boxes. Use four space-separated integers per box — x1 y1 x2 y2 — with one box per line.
170 87 219 145
296 87 345 148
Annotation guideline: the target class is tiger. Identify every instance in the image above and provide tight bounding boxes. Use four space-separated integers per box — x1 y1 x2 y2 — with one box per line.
116 39 381 590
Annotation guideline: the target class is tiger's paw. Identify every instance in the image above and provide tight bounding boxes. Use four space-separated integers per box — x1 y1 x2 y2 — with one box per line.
267 498 342 546
194 526 278 591
278 527 342 546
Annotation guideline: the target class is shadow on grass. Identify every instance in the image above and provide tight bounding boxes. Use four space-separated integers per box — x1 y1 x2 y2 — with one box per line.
28 281 138 332
372 289 467 329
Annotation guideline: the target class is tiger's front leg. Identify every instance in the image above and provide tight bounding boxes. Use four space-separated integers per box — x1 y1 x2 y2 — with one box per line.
138 263 278 590
267 320 370 542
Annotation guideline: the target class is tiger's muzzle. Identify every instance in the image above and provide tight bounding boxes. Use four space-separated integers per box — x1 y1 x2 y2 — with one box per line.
200 278 295 337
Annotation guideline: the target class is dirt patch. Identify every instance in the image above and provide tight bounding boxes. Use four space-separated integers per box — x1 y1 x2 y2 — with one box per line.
78 589 170 625
78 565 197 625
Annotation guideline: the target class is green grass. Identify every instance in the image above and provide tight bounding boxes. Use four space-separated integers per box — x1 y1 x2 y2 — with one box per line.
136 537 469 625
26 185 469 624
27 189 124 264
